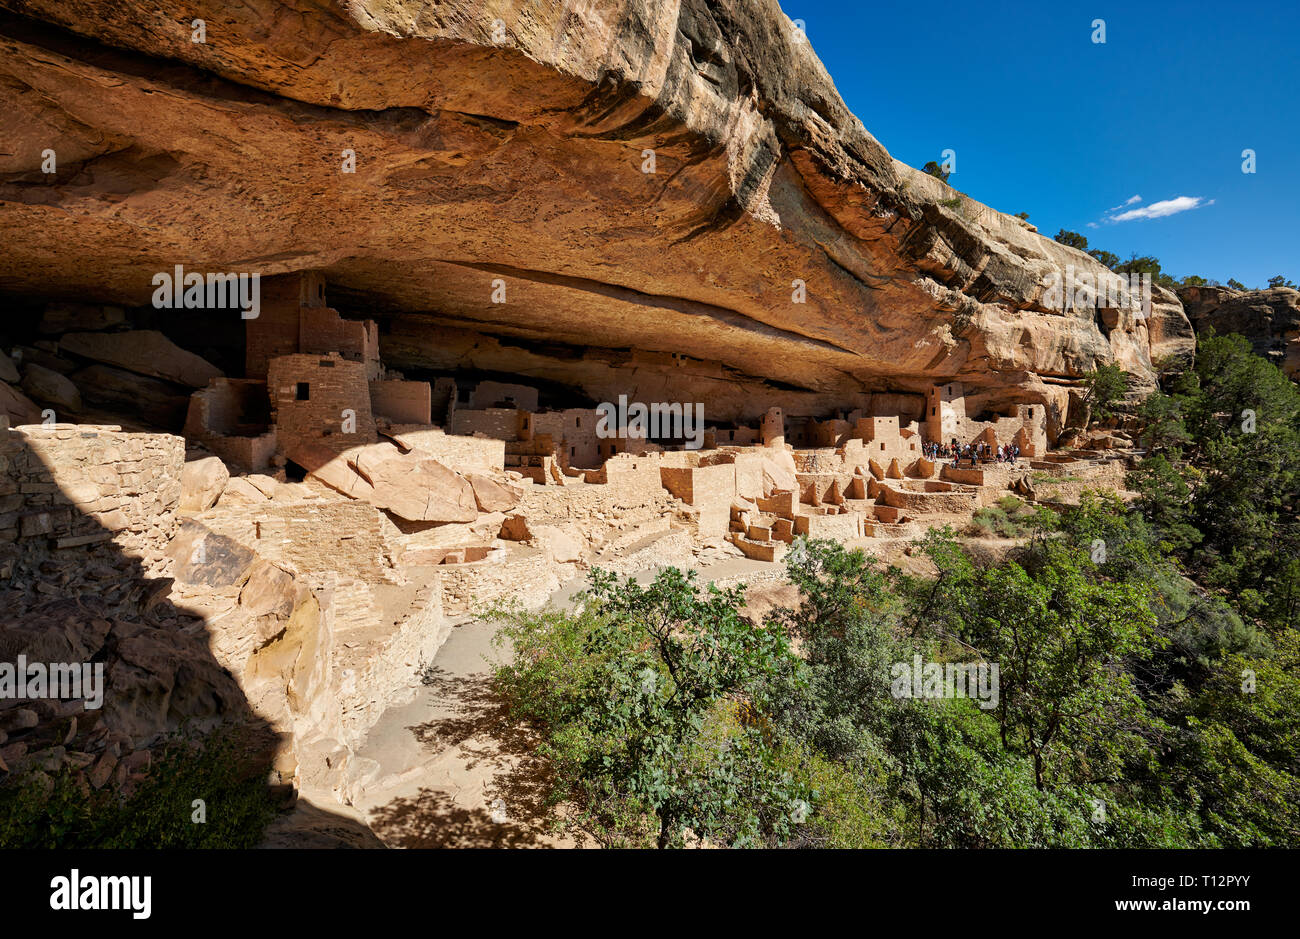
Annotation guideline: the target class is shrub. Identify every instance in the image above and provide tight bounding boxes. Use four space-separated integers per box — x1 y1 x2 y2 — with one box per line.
0 726 277 849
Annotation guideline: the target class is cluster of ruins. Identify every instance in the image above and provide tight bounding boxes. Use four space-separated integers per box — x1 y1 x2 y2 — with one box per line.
175 273 1068 562
1 270 1129 812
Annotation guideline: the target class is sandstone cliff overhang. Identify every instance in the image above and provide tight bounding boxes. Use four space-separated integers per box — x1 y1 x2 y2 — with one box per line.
1178 285 1300 379
0 0 1186 412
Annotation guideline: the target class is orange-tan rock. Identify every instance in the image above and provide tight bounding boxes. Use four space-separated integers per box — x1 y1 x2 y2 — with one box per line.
0 0 1188 421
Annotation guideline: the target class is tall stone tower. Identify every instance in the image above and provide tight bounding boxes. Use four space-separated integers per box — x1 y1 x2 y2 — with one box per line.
761 406 785 448
925 382 966 443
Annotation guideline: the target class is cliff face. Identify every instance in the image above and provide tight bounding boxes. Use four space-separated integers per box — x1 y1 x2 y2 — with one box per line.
0 0 1187 425
1178 285 1300 379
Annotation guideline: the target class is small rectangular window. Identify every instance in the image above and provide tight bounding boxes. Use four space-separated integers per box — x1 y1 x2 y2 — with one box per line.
296 382 310 401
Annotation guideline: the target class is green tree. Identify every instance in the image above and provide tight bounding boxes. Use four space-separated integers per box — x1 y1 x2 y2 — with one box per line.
921 160 951 183
923 533 1164 790
1089 249 1121 270
1130 332 1300 629
1116 253 1177 289
773 538 1100 847
1227 278 1246 290
490 567 805 848
1054 229 1089 251
1157 629 1300 845
1080 363 1130 423
1115 254 1163 276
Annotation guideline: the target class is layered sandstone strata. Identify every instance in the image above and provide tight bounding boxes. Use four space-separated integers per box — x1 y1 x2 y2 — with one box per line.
0 0 1187 431
1179 285 1300 379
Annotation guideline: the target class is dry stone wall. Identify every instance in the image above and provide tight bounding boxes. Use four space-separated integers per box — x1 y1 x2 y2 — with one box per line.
269 354 376 455
197 499 402 586
1 422 184 562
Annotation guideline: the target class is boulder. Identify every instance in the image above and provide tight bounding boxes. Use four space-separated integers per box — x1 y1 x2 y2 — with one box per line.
103 630 247 748
350 444 479 523
0 380 43 425
40 302 127 335
219 476 269 506
11 345 78 374
59 330 222 388
499 514 532 541
291 441 479 523
166 520 255 587
759 451 798 496
0 351 18 384
289 441 376 501
70 364 191 429
179 455 230 512
245 474 280 498
238 559 298 619
1013 476 1037 500
20 363 81 413
467 473 520 512
532 525 584 563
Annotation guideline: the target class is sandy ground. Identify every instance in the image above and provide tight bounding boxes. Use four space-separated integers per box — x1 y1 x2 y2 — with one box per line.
349 613 572 847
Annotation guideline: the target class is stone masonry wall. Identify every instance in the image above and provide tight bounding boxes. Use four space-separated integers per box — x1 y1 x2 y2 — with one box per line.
0 422 184 562
448 407 521 440
439 546 570 617
369 380 431 424
269 353 376 455
660 463 735 539
299 306 381 381
197 499 402 585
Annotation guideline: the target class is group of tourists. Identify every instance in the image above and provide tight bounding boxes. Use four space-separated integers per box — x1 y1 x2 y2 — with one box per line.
923 439 1021 468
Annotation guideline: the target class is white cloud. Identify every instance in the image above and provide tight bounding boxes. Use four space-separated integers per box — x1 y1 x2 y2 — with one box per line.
1106 195 1213 223
1107 194 1143 212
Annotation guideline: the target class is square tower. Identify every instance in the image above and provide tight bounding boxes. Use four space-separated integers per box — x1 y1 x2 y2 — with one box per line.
925 381 967 443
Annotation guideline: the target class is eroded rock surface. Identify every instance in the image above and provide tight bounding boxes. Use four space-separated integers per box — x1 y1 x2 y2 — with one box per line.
1179 285 1300 379
0 0 1185 419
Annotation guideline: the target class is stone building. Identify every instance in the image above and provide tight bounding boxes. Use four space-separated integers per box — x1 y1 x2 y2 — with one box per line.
924 380 1047 455
185 273 432 471
268 353 377 457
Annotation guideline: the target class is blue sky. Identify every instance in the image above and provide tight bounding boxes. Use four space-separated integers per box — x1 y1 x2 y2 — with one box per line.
781 0 1297 286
